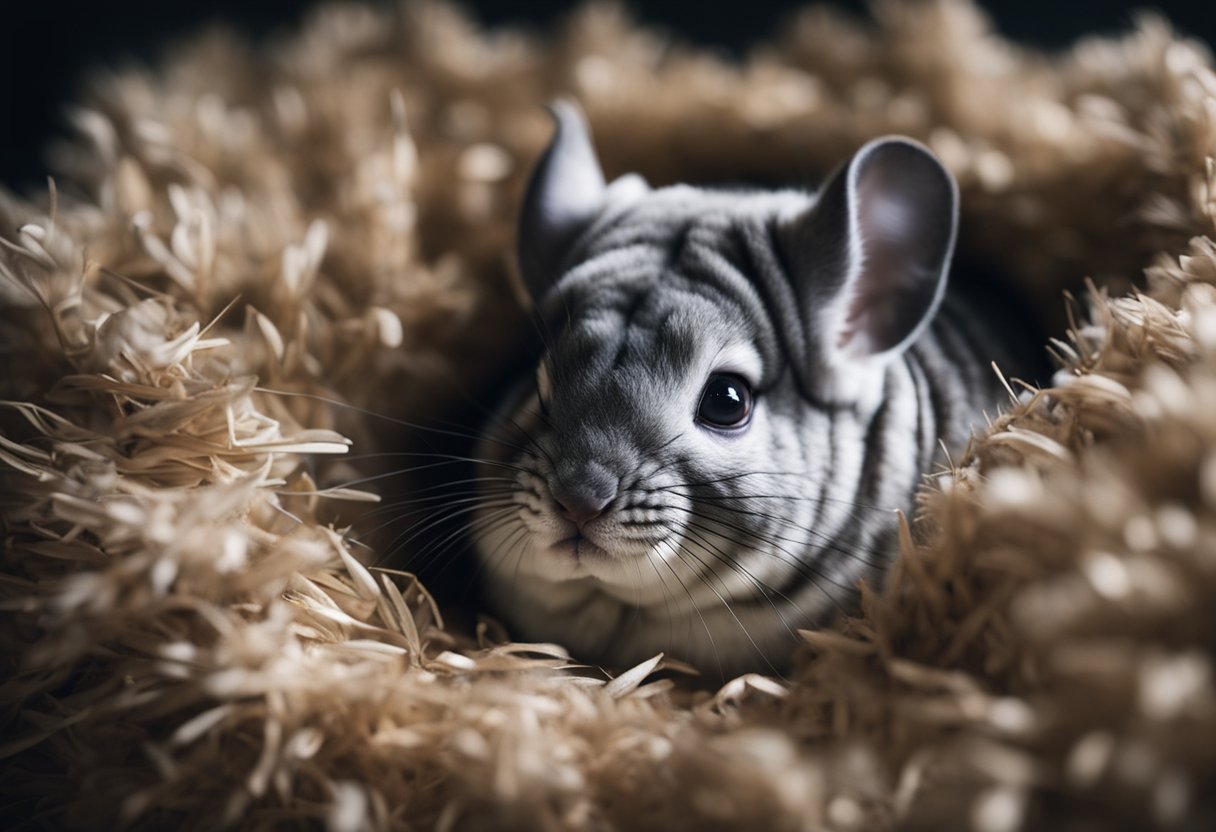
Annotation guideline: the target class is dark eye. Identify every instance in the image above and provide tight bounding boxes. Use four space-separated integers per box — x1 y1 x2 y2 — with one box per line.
697 374 753 429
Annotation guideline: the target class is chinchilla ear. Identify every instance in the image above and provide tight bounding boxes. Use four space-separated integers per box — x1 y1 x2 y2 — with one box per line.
778 136 958 400
517 100 607 301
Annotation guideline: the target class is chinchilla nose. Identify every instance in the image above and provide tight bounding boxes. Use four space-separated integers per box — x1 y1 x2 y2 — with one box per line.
550 460 618 527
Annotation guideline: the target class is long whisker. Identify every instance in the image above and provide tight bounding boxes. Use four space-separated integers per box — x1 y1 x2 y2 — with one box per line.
676 512 868 604
362 499 517 559
399 508 523 584
677 524 803 631
694 491 898 540
650 537 725 681
657 477 897 514
675 520 849 638
373 502 517 569
667 537 783 677
252 386 536 456
690 499 888 571
278 464 516 497
347 491 517 532
670 535 791 678
397 507 526 599
670 502 886 576
329 475 519 516
475 519 533 598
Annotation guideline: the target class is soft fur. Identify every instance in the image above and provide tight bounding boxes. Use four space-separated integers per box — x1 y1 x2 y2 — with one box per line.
475 110 1018 677
2 1 1216 829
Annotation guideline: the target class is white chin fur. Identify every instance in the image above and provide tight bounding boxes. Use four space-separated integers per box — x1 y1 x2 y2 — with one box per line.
475 518 698 608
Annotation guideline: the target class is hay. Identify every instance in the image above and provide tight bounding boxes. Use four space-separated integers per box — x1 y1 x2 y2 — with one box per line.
3 0 1216 828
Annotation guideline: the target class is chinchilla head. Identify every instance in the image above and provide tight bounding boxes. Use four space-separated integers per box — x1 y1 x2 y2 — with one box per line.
472 101 961 675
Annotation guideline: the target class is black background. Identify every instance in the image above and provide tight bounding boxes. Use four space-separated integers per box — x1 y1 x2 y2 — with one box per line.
2 0 1213 191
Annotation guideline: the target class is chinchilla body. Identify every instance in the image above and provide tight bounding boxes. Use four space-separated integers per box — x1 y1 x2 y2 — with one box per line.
471 103 1031 677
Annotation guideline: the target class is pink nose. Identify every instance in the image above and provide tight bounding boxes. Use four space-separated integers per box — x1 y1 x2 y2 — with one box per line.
550 463 618 528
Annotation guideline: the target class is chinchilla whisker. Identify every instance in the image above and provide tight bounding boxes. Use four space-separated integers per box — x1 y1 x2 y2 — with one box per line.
650 432 683 455
674 502 888 572
668 498 888 565
670 488 896 515
411 508 521 575
276 470 514 498
791 525 889 572
678 516 852 602
344 479 519 511
680 525 850 621
387 499 517 554
627 547 673 651
677 526 803 620
354 475 520 503
676 469 814 489
350 492 517 524
357 452 537 476
676 532 802 646
466 516 525 585
666 541 781 678
313 453 538 485
473 396 555 464
697 515 887 586
368 501 517 564
253 386 537 454
685 530 856 620
405 520 509 582
352 502 518 557
644 468 773 490
678 513 871 595
623 548 653 633
472 521 532 596
508 523 537 589
665 504 821 564
384 505 520 573
345 490 518 520
657 497 814 533
648 541 726 681
655 476 896 514
347 492 517 530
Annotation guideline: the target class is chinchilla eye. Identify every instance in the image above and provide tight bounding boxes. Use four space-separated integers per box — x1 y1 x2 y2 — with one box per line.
697 374 753 429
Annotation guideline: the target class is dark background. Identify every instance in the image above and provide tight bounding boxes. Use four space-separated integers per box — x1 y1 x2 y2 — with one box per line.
1 0 1213 191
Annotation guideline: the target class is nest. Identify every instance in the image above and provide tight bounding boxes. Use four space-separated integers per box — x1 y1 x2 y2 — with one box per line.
3 1 1216 828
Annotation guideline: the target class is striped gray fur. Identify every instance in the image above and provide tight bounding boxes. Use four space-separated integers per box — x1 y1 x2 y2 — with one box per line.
472 104 1023 677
